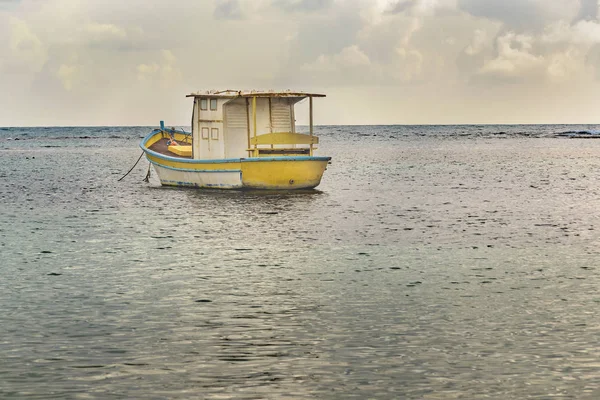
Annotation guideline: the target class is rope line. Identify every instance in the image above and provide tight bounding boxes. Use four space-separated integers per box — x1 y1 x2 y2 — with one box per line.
118 152 145 182
143 162 151 183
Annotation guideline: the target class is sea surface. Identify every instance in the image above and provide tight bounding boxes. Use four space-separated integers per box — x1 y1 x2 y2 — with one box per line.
2 124 600 399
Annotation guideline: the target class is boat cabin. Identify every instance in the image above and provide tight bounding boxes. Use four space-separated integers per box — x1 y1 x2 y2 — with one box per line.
177 90 326 160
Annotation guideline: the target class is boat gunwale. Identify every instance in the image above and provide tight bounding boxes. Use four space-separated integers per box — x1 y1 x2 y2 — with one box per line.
140 129 331 164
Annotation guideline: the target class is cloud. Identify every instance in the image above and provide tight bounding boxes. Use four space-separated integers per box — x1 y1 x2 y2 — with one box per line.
273 0 332 13
3 0 600 125
214 0 243 19
85 22 126 39
542 20 600 45
57 63 80 91
574 0 599 22
478 32 545 80
0 0 20 9
454 1 600 85
387 0 415 14
302 45 371 72
547 48 583 81
458 0 580 31
137 49 181 88
5 16 47 74
282 1 364 68
386 0 458 16
586 42 600 77
392 46 423 81
464 29 488 55
300 40 427 85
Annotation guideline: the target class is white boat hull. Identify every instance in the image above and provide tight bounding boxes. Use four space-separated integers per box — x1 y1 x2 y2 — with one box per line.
151 163 243 189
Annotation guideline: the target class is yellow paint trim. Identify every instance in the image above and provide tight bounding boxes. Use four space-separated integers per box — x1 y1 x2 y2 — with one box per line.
249 132 319 146
146 154 241 171
146 131 192 147
168 145 193 157
146 132 165 147
241 159 328 189
172 132 192 144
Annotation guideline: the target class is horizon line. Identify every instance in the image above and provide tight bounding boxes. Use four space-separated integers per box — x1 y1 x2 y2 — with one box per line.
2 122 600 129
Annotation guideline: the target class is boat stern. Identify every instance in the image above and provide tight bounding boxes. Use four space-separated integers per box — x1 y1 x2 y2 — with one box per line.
240 157 330 190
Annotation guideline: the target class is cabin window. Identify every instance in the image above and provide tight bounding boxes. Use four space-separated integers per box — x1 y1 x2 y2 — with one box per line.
211 128 219 140
200 99 208 110
201 127 209 139
210 99 218 111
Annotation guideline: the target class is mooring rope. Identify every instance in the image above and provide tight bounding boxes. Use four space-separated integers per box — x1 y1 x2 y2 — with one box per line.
143 162 151 183
118 152 145 182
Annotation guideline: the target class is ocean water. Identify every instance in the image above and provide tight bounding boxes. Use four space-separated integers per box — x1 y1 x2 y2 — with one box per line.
2 125 600 399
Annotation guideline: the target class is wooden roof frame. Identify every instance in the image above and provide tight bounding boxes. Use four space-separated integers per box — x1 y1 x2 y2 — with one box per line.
186 90 326 99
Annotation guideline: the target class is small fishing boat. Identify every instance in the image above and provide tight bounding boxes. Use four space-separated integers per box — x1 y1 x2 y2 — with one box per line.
140 90 331 189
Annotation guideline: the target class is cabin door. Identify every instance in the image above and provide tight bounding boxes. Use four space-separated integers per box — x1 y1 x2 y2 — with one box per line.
223 99 249 158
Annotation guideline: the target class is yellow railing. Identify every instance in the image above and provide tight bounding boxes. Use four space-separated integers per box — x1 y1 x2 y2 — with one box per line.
249 132 319 146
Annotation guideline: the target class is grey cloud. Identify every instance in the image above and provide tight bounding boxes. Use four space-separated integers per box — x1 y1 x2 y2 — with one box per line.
456 50 485 81
214 0 243 20
386 0 416 15
586 43 600 76
286 4 362 65
0 0 20 9
273 0 332 13
575 0 598 21
458 0 544 30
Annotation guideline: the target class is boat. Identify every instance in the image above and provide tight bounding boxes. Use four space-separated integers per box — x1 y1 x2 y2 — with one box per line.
140 90 331 190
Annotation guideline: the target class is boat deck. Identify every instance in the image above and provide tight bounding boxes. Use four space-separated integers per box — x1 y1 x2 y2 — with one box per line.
149 138 192 159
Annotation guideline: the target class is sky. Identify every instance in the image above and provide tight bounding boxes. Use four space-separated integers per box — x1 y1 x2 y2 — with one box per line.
2 0 600 126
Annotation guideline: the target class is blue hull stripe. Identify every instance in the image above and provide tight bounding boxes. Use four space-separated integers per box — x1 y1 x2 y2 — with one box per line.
161 179 239 188
240 156 331 162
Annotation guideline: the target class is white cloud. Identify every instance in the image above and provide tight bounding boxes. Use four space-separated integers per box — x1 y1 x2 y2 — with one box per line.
3 0 600 125
84 22 126 39
301 45 371 72
137 49 181 88
411 0 457 16
542 20 600 45
384 0 458 16
7 16 47 73
547 48 583 81
401 17 422 46
57 63 80 91
478 32 545 79
465 29 487 55
393 47 423 81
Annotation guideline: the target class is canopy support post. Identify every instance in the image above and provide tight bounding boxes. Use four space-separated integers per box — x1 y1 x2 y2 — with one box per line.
245 98 251 157
268 98 274 149
309 96 314 156
252 96 258 157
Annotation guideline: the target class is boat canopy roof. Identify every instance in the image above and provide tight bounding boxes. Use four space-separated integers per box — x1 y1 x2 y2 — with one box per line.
186 90 326 99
